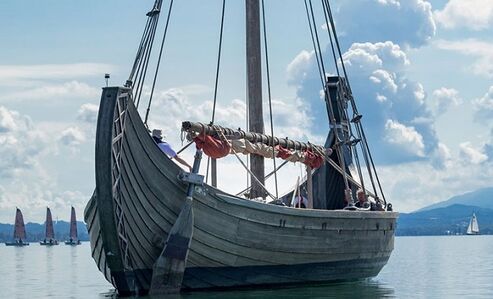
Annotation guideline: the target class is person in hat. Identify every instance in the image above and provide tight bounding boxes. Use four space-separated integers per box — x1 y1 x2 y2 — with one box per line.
152 129 192 172
355 188 370 209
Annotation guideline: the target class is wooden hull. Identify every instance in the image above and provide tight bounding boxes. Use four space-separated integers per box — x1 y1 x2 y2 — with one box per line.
85 87 398 295
65 240 81 245
40 240 59 246
5 242 29 246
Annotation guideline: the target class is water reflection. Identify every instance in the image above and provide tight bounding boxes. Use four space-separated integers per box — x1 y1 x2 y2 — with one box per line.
101 279 395 299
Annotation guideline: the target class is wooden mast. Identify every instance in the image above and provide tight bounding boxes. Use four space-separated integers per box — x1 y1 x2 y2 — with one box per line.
246 0 265 199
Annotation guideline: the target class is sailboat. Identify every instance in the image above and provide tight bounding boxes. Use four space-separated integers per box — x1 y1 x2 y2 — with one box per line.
466 213 480 235
65 207 81 245
85 0 398 295
40 207 59 245
5 208 29 246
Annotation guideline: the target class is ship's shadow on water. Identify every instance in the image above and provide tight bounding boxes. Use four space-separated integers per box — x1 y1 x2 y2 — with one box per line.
100 279 395 299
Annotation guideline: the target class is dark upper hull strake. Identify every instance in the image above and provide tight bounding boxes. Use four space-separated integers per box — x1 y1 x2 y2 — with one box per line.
85 87 398 295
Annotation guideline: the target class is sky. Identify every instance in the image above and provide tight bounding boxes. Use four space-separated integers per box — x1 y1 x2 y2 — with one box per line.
0 0 493 223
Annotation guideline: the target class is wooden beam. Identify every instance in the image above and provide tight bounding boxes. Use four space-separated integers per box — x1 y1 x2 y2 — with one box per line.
246 0 265 199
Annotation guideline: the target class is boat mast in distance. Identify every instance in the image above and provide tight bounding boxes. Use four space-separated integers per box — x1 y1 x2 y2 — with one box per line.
246 0 265 199
65 207 81 245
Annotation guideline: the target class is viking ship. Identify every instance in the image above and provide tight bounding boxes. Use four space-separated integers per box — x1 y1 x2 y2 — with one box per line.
466 213 480 235
85 0 398 295
5 208 29 246
65 207 81 245
40 207 59 245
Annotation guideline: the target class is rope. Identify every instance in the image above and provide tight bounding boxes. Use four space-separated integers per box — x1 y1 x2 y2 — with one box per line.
261 0 279 199
144 0 174 126
323 0 386 203
215 128 276 201
305 0 351 194
236 160 288 196
210 0 226 124
206 0 227 184
135 13 161 108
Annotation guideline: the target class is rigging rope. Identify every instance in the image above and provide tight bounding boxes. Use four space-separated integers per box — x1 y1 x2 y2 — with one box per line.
206 0 227 185
305 0 351 194
261 0 279 199
144 0 175 126
323 0 386 203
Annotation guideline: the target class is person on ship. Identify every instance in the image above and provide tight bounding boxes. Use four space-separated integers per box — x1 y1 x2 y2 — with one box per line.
355 188 370 209
152 129 192 172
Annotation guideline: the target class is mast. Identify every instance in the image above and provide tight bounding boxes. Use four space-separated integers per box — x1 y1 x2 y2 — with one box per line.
45 207 55 240
70 207 78 240
14 208 26 240
246 0 265 198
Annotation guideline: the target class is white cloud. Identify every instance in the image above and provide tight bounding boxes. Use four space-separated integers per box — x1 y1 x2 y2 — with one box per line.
0 106 48 179
434 0 493 30
459 142 488 164
77 103 99 124
336 0 436 48
288 40 439 165
0 63 114 83
286 50 316 84
435 39 493 78
473 86 493 121
59 126 86 146
0 81 100 102
384 119 426 157
432 87 462 115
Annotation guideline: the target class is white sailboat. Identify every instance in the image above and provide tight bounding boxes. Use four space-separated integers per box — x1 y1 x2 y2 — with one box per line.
466 213 480 235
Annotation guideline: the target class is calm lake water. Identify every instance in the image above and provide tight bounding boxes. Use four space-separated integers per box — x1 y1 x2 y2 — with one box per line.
1 236 492 298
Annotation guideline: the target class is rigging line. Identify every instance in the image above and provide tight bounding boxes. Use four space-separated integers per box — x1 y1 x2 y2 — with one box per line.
320 0 340 77
215 129 276 201
325 0 352 95
144 0 175 126
128 0 163 85
135 17 159 107
303 0 327 100
206 0 226 186
135 16 160 109
355 123 378 196
128 17 152 85
236 160 289 196
360 126 387 204
261 0 278 199
321 0 373 198
325 0 386 202
307 0 350 193
176 140 194 155
210 0 226 124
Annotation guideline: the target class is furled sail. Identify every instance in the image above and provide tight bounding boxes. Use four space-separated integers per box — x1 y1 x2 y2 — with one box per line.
14 208 26 240
69 206 78 240
45 207 55 239
182 121 327 169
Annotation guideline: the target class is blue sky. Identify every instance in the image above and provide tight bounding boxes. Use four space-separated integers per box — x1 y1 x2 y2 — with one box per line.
1 0 493 222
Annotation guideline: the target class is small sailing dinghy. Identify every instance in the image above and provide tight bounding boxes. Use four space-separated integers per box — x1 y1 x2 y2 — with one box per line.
65 207 81 245
85 0 398 295
466 213 480 235
5 208 29 246
40 207 59 245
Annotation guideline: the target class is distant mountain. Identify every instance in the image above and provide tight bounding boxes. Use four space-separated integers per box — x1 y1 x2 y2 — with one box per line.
418 187 493 212
397 204 493 236
0 221 88 242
